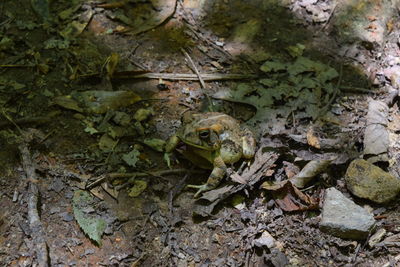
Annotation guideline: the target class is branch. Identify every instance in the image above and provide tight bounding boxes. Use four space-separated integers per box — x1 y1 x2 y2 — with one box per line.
19 143 49 267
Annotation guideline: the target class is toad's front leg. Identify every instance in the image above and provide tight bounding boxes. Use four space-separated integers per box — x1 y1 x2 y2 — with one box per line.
164 135 180 167
187 155 227 198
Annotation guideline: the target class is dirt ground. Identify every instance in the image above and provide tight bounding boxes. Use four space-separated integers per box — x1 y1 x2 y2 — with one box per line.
1 0 400 266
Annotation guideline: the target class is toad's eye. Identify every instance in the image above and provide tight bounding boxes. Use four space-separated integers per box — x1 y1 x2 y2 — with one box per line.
199 130 210 139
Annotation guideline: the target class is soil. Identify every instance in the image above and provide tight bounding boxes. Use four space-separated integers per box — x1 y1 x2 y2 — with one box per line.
1 0 400 266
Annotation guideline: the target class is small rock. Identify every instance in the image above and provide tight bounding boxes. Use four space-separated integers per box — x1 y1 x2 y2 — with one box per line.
345 159 400 203
320 188 375 240
254 231 276 249
60 212 74 222
364 100 389 156
51 178 65 193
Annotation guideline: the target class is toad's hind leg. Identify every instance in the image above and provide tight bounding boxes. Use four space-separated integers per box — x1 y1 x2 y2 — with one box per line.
187 155 227 198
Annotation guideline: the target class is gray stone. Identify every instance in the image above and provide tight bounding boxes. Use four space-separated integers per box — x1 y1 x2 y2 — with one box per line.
345 159 400 203
364 100 389 156
320 188 375 240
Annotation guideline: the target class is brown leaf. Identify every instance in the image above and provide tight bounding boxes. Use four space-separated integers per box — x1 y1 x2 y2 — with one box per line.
306 126 320 149
283 161 299 179
262 180 318 212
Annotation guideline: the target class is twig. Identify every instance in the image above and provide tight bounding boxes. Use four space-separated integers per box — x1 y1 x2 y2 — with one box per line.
181 48 206 89
114 72 257 81
85 169 205 189
19 143 49 267
169 172 190 218
340 86 374 94
321 3 337 31
0 115 54 128
181 48 214 110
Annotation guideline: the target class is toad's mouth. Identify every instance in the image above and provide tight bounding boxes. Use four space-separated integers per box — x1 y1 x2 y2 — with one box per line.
180 139 221 151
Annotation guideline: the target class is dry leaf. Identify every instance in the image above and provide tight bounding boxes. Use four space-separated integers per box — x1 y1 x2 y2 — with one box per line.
290 159 332 188
262 180 318 211
306 126 320 149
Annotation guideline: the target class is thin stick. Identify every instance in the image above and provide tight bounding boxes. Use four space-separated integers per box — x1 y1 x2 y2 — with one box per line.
113 72 257 81
180 48 214 110
0 115 53 128
340 86 373 93
321 3 337 31
85 169 205 189
181 48 206 89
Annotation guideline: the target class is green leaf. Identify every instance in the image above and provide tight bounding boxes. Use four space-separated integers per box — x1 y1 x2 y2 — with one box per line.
84 125 98 135
98 134 117 152
144 138 165 152
318 68 339 83
128 180 147 197
286 43 305 58
122 149 140 167
258 78 278 87
260 61 287 73
73 190 107 245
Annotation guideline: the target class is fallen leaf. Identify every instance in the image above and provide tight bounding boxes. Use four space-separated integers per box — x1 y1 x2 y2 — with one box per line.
128 180 147 197
306 125 321 149
290 159 332 188
262 180 318 211
73 190 107 245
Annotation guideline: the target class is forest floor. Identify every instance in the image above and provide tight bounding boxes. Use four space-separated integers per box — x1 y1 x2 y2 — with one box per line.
1 0 400 266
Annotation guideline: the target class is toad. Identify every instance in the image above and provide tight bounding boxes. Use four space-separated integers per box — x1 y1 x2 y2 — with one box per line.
165 112 256 197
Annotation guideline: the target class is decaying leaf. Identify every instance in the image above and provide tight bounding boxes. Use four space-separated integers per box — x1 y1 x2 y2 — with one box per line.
199 185 234 203
101 182 118 200
98 134 118 152
283 161 300 179
144 138 165 152
134 108 154 122
193 151 279 216
306 125 321 149
290 159 332 188
73 190 107 245
262 180 318 211
122 149 140 167
286 43 305 58
128 180 147 197
60 8 94 39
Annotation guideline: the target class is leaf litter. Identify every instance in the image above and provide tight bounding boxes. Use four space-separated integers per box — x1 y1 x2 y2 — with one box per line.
2 0 400 266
